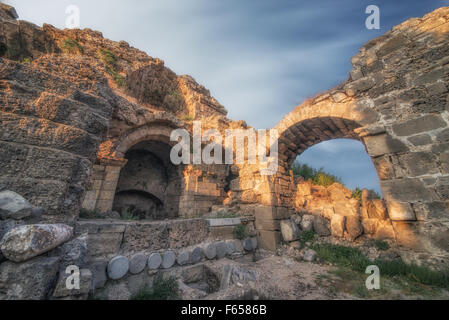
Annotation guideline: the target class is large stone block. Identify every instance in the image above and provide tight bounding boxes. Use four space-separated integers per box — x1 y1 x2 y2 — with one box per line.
0 112 99 158
381 178 435 203
366 199 388 221
254 205 290 220
413 201 449 222
364 134 408 157
407 134 432 146
386 201 417 221
361 219 378 235
331 214 346 237
255 218 280 231
313 216 331 236
346 217 363 240
333 200 360 217
372 155 395 180
209 226 235 240
280 219 300 242
392 114 446 137
258 230 281 251
1 224 73 262
398 152 439 176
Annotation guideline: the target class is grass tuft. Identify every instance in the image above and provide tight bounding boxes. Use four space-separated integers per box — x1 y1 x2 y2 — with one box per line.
98 49 125 87
98 48 118 65
299 230 316 247
233 224 247 240
60 38 84 54
291 162 342 187
105 65 126 87
313 243 449 290
373 240 390 251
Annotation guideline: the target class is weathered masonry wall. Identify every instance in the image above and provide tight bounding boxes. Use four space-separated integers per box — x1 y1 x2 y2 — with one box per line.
250 8 449 261
0 6 231 222
0 56 114 223
2 3 449 264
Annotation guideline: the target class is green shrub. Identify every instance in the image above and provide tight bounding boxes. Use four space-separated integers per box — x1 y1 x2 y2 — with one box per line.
291 162 342 187
233 224 247 240
299 230 316 247
132 276 179 300
312 171 342 187
312 243 370 272
374 240 390 251
352 187 382 201
351 187 363 201
100 49 125 87
291 162 316 180
214 211 238 219
60 38 84 54
99 48 118 66
105 65 126 87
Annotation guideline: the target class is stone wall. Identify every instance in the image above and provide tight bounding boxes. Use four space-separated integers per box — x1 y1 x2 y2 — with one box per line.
250 7 449 261
75 219 210 260
294 179 395 241
1 3 449 264
0 4 230 221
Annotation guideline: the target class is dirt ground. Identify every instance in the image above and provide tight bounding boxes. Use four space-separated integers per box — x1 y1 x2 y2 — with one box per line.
200 250 449 300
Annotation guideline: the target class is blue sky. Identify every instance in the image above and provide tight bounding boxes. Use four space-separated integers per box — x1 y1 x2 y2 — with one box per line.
6 0 448 192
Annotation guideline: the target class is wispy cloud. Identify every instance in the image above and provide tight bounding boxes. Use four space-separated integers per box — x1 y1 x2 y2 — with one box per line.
6 0 445 191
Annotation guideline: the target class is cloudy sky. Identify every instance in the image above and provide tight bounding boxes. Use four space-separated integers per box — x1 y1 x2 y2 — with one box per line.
6 0 447 192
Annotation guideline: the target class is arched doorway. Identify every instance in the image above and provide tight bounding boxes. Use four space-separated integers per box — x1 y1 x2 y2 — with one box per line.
112 140 182 220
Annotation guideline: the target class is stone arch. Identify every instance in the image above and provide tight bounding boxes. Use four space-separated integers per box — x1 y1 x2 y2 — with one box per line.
82 118 186 218
113 121 181 159
274 97 379 170
254 16 449 257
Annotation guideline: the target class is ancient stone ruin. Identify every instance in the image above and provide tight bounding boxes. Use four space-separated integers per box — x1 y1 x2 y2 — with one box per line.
0 4 448 300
